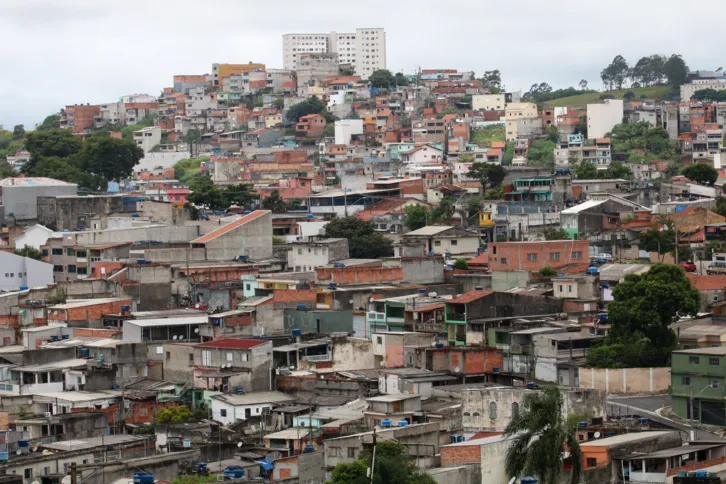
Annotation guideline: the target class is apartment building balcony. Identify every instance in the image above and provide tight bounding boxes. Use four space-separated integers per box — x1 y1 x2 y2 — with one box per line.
446 312 466 322
510 344 532 355
300 353 331 362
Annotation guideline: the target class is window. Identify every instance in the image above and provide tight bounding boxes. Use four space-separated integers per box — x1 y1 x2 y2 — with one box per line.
166 352 170 361
202 350 212 366
241 352 249 362
139 408 148 417
559 285 563 292
682 376 691 385
189 353 194 363
67 265 76 274
572 251 583 259
451 240 458 246
550 252 560 260
51 248 63 256
526 253 537 261
500 257 507 265
711 380 721 389
376 336 383 344
512 402 519 419
77 267 87 275
689 356 700 364
586 458 597 468
53 265 64 273
328 447 341 457
710 357 720 366
434 240 441 246
24 469 32 479
66 248 75 256
220 409 227 417
347 447 357 458
489 401 497 419
227 352 234 362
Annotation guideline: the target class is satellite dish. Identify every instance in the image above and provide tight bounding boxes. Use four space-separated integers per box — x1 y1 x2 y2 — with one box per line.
31 480 40 484
454 366 460 373
194 328 200 333
379 361 385 367
62 477 71 484
27 399 33 405
594 432 601 439
237 442 243 448
16 450 22 455
172 335 178 340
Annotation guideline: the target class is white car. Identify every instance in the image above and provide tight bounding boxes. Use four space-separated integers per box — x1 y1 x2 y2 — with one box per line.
596 253 613 261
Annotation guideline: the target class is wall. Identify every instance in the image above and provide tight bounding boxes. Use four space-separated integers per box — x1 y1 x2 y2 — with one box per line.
488 240 589 272
3 183 78 221
283 310 354 334
490 271 530 291
60 225 199 246
579 367 671 394
0 252 53 292
203 211 273 261
399 257 445 284
462 388 605 431
427 465 481 484
37 195 125 231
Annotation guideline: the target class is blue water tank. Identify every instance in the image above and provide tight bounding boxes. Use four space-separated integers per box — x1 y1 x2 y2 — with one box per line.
121 305 131 311
223 466 244 479
638 417 649 425
296 303 306 310
291 329 303 337
397 420 408 427
493 366 500 374
303 445 315 453
61 335 70 340
112 384 120 390
577 421 588 429
445 265 454 270
695 470 708 478
307 214 315 219
417 288 427 294
17 440 29 448
133 473 154 484
19 286 28 291
50 335 59 341
381 419 392 427
79 348 90 357
98 354 105 362
521 478 538 484
477 247 486 253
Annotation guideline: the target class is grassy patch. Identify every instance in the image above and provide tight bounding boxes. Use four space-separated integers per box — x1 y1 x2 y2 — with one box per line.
542 86 674 108
471 125 505 148
174 156 209 184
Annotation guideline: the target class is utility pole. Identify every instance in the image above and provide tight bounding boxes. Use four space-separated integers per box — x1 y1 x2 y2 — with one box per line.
369 427 378 484
690 384 695 426
70 462 77 484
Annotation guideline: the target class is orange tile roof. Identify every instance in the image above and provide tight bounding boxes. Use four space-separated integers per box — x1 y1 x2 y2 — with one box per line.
487 148 503 157
596 138 610 144
491 141 506 149
192 210 270 244
448 289 493 304
410 303 445 312
686 273 726 291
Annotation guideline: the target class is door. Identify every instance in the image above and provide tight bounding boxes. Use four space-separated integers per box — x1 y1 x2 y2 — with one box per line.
245 408 251 419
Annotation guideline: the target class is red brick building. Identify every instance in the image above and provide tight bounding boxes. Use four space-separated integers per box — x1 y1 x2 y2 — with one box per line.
488 240 589 272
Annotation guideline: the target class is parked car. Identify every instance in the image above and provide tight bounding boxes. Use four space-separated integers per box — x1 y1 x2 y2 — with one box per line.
679 261 697 272
707 261 726 275
596 253 613 261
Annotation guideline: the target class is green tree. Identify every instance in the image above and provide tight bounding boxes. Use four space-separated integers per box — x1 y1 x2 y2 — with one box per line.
623 91 636 100
223 183 255 208
541 227 569 240
526 139 556 170
154 405 194 424
324 124 335 137
538 266 557 277
480 70 502 92
430 196 456 224
468 162 506 190
261 191 288 213
605 161 633 180
393 72 409 86
14 245 42 260
483 185 505 200
186 176 226 210
639 225 676 261
12 125 25 140
286 198 304 211
573 162 598 179
664 54 689 86
36 114 61 131
404 205 428 231
328 441 435 484
23 129 83 173
502 142 514 165
546 125 560 143
324 217 393 259
273 98 285 109
453 258 468 270
715 197 726 218
682 162 718 185
600 55 630 90
0 160 17 178
368 69 396 89
505 387 582 484
286 96 325 123
80 136 143 180
605 263 700 362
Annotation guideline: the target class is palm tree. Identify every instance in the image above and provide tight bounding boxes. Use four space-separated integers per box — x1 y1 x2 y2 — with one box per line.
504 387 582 484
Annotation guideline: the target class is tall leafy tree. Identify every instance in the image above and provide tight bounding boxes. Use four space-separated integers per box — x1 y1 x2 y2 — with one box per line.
505 387 582 484
682 163 718 185
286 96 325 123
468 162 506 190
223 183 255 208
638 225 676 261
608 263 700 350
480 70 503 92
324 217 393 259
664 54 689 86
261 191 288 213
23 129 83 172
404 205 428 231
12 125 25 140
80 136 143 180
430 196 456 225
35 114 61 131
601 55 630 90
368 69 396 89
186 176 226 210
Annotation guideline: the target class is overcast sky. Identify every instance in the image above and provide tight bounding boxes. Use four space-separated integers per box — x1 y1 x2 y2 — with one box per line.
0 0 721 129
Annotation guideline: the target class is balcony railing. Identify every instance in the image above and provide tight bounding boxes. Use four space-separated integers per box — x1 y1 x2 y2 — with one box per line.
446 313 466 321
301 354 331 362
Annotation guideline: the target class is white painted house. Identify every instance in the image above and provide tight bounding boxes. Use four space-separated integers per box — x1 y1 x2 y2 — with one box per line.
210 391 295 425
0 251 54 291
15 224 57 251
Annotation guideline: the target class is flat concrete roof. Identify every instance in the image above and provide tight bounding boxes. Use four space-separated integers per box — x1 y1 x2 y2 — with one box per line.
580 431 676 448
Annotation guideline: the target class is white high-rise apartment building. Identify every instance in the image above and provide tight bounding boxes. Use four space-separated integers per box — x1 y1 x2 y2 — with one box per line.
282 28 386 79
